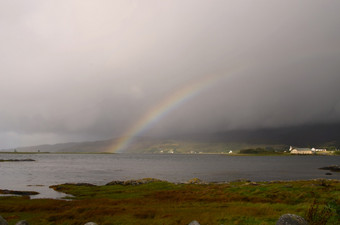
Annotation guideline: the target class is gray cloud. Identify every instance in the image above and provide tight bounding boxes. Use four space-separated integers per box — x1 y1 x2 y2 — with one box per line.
1 0 340 148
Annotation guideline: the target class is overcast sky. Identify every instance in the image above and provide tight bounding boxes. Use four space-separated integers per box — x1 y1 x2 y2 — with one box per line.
1 0 340 148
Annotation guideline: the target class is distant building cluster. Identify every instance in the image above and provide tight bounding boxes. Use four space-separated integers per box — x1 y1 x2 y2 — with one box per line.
289 146 327 155
159 149 174 154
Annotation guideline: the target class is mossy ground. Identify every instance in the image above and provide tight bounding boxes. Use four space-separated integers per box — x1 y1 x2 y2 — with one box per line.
0 179 339 225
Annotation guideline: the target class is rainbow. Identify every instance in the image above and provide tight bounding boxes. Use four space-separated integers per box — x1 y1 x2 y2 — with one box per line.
108 70 235 153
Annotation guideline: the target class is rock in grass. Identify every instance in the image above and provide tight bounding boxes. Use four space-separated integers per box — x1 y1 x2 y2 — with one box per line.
276 214 309 225
106 178 163 186
188 220 200 225
15 220 29 225
0 216 8 225
84 222 98 225
186 178 203 184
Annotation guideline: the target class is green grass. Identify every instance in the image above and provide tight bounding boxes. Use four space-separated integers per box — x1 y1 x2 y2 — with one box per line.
0 179 339 225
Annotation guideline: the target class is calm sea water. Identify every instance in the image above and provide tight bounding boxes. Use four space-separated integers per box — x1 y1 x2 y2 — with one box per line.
0 153 339 199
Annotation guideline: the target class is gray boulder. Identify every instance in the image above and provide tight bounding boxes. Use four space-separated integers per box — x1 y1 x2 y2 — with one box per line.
276 214 309 225
84 222 98 225
188 220 200 225
15 221 29 225
0 216 8 225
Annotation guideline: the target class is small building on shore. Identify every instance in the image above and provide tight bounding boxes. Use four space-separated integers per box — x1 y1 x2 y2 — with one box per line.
289 146 313 155
289 146 328 154
311 148 327 152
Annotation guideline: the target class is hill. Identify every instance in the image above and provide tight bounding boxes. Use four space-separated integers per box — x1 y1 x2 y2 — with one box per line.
2 124 340 153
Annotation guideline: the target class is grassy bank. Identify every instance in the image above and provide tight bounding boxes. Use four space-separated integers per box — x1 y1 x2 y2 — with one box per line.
0 179 339 225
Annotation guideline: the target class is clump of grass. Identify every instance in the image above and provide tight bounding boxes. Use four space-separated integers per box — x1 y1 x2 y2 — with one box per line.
327 200 340 224
305 200 333 225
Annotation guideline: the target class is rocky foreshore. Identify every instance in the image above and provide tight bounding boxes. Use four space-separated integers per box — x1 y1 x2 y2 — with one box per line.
2 179 338 224
0 214 311 225
106 178 164 186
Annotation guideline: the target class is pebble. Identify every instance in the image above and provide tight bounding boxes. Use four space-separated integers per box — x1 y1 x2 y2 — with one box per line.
15 221 29 225
0 216 8 225
276 214 309 225
188 220 200 225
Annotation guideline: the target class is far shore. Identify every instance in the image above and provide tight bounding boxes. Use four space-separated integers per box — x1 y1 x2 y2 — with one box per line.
1 151 339 156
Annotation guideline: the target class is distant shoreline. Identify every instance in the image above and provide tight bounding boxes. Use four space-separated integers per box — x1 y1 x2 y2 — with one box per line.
1 151 339 156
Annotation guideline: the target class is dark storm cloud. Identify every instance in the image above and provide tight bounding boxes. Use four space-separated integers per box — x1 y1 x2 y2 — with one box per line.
1 0 340 148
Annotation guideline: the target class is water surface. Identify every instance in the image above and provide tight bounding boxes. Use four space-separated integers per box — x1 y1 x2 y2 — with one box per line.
0 153 339 199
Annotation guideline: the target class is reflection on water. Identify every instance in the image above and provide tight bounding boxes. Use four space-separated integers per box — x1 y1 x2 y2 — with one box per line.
0 153 339 199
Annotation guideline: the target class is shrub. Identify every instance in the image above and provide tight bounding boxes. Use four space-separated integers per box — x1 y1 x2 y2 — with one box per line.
305 200 332 225
239 148 267 154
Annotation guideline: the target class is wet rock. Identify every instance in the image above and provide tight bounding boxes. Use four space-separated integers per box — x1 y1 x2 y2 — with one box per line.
15 220 29 225
84 222 98 225
186 178 203 184
0 189 39 196
233 179 251 182
276 214 309 225
0 159 35 162
106 178 163 186
0 216 8 225
105 180 124 185
319 165 340 172
71 183 96 187
244 181 259 186
188 220 200 225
